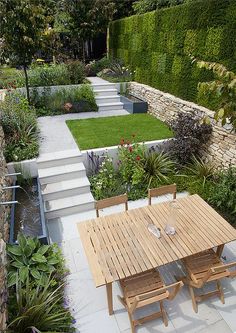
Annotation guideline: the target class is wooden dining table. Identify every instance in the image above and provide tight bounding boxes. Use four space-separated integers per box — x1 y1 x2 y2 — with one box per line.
78 194 236 315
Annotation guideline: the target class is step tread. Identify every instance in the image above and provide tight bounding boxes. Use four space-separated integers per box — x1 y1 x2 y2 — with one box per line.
38 162 85 178
96 95 120 99
91 83 116 87
94 89 117 93
41 177 90 195
45 192 94 212
37 149 82 163
97 102 124 107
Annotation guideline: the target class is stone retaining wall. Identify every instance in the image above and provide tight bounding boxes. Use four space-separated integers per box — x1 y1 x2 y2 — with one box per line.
0 125 11 331
128 82 236 168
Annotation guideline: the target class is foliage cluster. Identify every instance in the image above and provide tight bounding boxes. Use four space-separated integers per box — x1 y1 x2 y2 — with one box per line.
90 138 175 201
7 234 75 332
133 0 186 14
166 112 212 165
97 58 134 83
85 57 112 76
4 62 86 89
194 59 236 130
0 92 39 162
109 0 236 111
30 84 98 116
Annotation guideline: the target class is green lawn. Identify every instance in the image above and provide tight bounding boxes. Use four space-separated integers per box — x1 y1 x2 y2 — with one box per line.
66 114 173 150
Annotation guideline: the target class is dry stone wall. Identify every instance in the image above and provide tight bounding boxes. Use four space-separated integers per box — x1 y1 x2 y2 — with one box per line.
0 125 11 332
128 82 236 169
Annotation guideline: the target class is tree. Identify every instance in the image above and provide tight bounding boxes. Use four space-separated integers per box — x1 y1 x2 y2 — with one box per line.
193 59 236 131
59 0 115 61
0 0 55 102
133 0 186 14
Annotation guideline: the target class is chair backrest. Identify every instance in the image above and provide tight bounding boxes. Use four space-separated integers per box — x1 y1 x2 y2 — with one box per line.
148 184 177 205
130 281 183 313
95 193 128 217
196 261 236 288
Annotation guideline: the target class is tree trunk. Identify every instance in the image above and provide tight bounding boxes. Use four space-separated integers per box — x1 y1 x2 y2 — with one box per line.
82 39 86 62
23 64 30 104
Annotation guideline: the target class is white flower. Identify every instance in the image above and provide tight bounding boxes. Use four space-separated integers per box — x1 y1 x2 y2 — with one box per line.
104 168 107 172
109 175 113 178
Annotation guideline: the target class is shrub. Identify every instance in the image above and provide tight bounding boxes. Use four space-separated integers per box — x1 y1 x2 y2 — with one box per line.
7 275 75 333
7 234 66 288
30 84 98 115
184 155 215 187
142 151 176 188
207 167 236 223
7 234 75 333
27 64 70 87
0 92 39 162
97 58 134 82
166 112 212 165
66 60 86 84
85 57 111 76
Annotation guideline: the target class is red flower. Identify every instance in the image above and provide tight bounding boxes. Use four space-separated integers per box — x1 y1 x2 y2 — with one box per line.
129 146 133 152
136 155 141 161
120 138 125 146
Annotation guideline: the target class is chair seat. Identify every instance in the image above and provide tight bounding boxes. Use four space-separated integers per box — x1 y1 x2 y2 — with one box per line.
120 269 168 308
183 249 230 283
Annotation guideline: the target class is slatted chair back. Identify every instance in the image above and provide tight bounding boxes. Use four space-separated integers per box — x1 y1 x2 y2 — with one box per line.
179 249 236 313
95 193 128 217
148 184 177 205
118 269 183 333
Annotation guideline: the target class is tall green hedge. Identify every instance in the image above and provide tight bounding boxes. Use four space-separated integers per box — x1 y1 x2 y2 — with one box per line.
108 0 236 110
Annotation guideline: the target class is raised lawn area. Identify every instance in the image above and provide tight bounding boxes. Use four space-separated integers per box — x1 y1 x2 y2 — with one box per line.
66 114 173 150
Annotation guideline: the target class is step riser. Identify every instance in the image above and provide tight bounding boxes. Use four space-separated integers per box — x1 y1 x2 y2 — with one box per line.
92 84 116 90
37 156 84 169
98 105 124 112
96 97 121 104
39 170 86 185
42 185 90 201
46 202 95 219
94 90 117 96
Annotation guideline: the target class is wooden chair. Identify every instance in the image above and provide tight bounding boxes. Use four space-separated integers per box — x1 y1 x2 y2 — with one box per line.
95 193 128 217
177 249 236 313
148 184 177 205
118 269 183 333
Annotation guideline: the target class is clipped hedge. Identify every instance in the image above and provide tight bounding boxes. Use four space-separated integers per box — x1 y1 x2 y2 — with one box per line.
108 0 236 109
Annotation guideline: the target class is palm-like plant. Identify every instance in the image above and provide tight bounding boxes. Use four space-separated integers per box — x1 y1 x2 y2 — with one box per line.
184 155 215 187
7 274 75 333
143 152 175 188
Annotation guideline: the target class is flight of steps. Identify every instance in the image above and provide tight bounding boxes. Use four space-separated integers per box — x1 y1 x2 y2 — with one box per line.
37 150 94 221
92 83 125 112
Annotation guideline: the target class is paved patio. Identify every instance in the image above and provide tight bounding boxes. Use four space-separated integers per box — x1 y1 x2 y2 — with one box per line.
47 193 236 333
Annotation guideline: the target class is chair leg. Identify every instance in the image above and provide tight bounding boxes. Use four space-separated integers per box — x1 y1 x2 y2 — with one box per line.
217 280 225 304
160 301 168 327
128 311 135 333
189 286 198 313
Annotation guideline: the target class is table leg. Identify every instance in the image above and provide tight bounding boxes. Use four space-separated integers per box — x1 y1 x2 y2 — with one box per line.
106 283 113 315
216 244 224 258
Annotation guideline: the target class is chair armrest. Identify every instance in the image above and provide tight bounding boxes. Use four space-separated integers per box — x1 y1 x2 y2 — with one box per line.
167 281 184 300
211 261 236 275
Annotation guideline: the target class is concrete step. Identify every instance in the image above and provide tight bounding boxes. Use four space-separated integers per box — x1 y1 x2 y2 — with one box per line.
97 102 124 112
39 163 86 185
37 149 83 169
94 89 118 96
45 192 95 219
91 83 117 90
96 95 121 104
41 177 91 200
